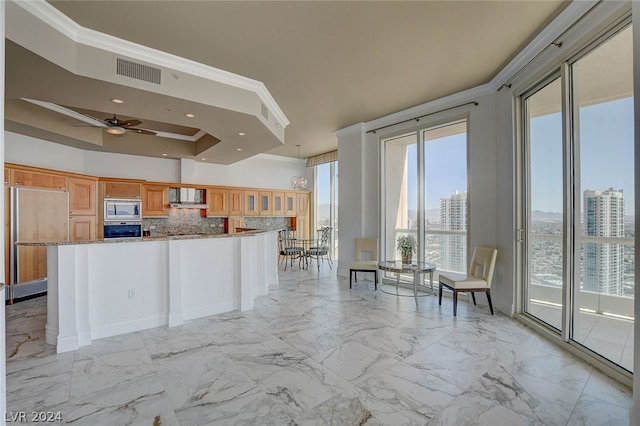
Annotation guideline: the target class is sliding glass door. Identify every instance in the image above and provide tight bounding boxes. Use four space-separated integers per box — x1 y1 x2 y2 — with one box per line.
521 22 634 372
523 76 564 331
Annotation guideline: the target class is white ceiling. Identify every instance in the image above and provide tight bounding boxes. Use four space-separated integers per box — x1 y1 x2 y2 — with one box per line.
5 0 570 163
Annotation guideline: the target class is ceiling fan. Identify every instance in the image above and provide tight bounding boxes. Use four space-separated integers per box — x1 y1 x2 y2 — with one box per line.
22 98 201 140
21 98 156 136
97 114 156 136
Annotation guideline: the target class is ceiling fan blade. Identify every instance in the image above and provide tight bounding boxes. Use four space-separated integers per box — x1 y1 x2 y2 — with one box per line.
22 98 108 128
121 119 142 127
127 128 156 136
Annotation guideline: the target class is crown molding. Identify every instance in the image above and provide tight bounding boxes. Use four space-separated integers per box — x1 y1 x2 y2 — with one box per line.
334 123 367 139
489 0 599 91
9 0 289 128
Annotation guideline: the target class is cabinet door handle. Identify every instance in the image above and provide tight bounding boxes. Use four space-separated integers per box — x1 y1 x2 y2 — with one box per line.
14 182 22 185
70 217 76 220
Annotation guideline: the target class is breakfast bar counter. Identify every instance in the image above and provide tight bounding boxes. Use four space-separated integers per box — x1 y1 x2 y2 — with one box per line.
18 231 279 353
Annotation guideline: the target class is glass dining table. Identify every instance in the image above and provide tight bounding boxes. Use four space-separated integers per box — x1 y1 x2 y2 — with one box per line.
283 237 320 269
377 260 437 306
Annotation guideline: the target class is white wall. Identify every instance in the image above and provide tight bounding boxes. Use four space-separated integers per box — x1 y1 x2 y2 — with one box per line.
4 131 306 189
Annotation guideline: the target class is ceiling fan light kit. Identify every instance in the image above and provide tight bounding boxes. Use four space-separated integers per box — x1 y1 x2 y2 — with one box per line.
106 126 126 135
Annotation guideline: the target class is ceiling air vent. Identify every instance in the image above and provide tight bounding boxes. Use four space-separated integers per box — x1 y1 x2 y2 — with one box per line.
116 58 161 85
261 103 269 120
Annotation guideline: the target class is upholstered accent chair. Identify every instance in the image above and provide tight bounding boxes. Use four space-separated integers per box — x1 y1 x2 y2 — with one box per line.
438 246 498 316
349 238 379 289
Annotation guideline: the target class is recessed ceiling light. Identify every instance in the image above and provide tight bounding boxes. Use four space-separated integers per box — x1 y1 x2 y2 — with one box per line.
162 153 168 156
111 98 124 104
201 157 206 160
185 113 195 118
238 132 245 136
236 148 242 151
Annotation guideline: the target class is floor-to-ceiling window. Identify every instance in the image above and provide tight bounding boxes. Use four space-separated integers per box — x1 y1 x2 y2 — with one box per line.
521 21 634 373
382 120 468 283
313 156 338 259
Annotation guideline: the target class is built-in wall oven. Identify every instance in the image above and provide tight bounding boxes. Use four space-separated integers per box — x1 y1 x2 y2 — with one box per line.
104 221 142 239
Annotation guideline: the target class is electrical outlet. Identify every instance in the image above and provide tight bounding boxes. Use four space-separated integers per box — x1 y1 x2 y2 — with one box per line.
149 225 156 230
128 289 135 300
210 224 215 227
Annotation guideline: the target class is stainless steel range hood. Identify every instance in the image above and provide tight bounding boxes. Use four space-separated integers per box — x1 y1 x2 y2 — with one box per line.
170 188 208 209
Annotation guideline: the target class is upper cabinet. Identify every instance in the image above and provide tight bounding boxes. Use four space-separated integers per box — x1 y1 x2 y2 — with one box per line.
102 181 142 199
272 191 285 216
68 177 97 215
142 184 169 217
11 169 67 191
228 189 244 216
244 190 259 215
207 188 228 216
259 191 272 215
284 192 297 216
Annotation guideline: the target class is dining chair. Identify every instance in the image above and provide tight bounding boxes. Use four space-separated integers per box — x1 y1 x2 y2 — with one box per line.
307 227 332 271
438 246 498 316
278 229 304 270
349 238 379 289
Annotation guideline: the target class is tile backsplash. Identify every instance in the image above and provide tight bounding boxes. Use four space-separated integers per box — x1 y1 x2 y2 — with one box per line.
143 209 224 236
143 210 293 236
244 217 292 231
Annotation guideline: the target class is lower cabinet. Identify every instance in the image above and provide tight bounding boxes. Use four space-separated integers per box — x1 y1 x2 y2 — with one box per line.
70 215 97 241
228 216 243 234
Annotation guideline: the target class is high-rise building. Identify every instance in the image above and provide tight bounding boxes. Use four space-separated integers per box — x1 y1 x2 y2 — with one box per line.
583 188 625 295
440 191 467 272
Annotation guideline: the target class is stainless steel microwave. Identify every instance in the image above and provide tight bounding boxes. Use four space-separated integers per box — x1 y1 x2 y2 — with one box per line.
104 199 142 221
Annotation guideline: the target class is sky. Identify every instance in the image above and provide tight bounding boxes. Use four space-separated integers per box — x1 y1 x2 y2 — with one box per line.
407 133 467 211
531 96 634 215
316 95 633 217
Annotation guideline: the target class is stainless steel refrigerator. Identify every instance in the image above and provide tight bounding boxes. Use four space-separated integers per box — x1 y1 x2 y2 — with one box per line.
5 187 69 302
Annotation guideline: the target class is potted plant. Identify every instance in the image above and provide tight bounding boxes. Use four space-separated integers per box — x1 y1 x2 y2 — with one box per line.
397 234 416 264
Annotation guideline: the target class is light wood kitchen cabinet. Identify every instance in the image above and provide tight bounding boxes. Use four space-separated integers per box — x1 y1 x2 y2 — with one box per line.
102 181 142 199
244 190 259 215
4 168 10 185
296 192 309 215
207 188 228 216
142 184 170 217
272 191 285 216
228 189 244 216
228 216 243 234
70 215 97 241
259 191 272 215
284 192 297 216
68 177 97 216
12 169 67 191
294 214 309 239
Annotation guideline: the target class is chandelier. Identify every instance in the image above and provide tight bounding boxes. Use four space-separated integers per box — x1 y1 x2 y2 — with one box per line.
290 144 307 189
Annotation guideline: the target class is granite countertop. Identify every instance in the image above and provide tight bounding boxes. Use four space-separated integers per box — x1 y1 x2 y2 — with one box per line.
16 229 272 246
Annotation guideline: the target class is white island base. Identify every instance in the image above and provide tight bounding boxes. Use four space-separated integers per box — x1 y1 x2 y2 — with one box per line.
43 231 278 353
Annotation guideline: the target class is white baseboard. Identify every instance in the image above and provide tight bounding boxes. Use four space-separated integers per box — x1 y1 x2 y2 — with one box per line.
91 314 167 341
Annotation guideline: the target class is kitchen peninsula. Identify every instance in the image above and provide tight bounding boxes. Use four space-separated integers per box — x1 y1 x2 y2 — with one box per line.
19 231 278 353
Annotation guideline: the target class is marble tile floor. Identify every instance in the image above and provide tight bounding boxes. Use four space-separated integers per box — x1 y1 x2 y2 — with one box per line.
4 265 633 425
527 303 634 372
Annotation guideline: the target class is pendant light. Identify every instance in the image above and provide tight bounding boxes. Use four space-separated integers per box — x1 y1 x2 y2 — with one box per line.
290 144 308 189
